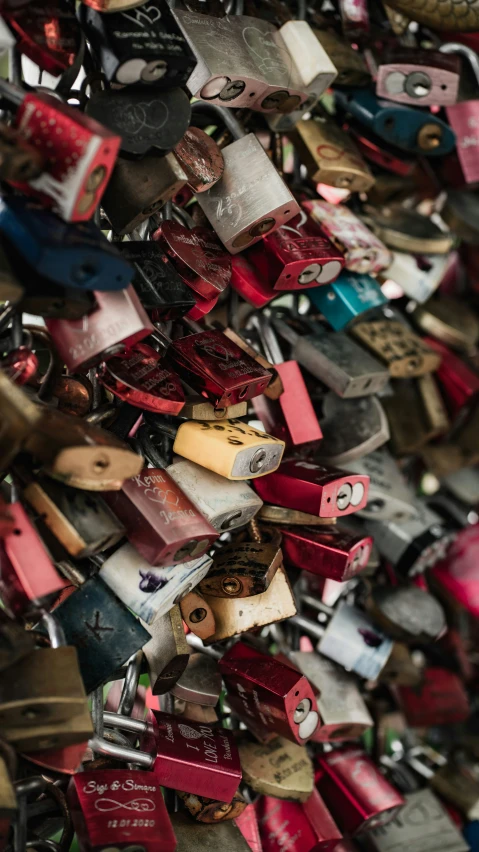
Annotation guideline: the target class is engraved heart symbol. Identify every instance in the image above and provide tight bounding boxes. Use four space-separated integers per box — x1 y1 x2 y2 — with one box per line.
122 5 162 29
144 487 180 507
112 100 168 135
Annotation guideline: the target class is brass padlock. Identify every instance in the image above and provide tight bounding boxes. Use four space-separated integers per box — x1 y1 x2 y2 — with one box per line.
350 319 442 378
238 736 314 802
384 377 450 456
199 536 283 598
179 590 216 641
291 114 374 193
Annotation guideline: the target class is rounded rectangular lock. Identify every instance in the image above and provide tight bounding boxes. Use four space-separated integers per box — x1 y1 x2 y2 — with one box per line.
308 271 388 331
82 0 196 89
340 449 418 522
199 541 282 598
376 48 461 106
316 747 405 835
52 575 151 694
220 641 320 744
244 211 345 292
99 542 212 624
172 419 285 481
2 81 121 222
153 220 231 302
303 201 391 276
351 320 442 377
335 88 456 158
280 525 373 582
196 134 300 254
101 154 188 235
201 562 296 644
167 459 262 532
289 651 373 742
46 286 154 372
291 115 374 193
98 342 185 416
221 326 284 401
231 254 277 308
115 241 196 322
165 328 271 408
256 790 342 852
412 295 479 354
239 736 314 802
0 196 133 293
253 458 369 518
103 467 218 567
70 769 177 852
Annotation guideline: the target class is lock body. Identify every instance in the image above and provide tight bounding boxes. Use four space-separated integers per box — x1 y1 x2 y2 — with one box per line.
317 601 394 680
304 201 391 275
253 459 369 518
376 49 461 106
291 116 374 192
316 747 405 835
99 542 212 624
153 220 231 300
98 344 185 415
447 101 479 185
366 585 446 644
197 134 300 254
220 641 320 744
143 605 189 695
256 791 342 852
103 468 217 567
395 667 470 727
381 252 449 304
341 450 417 522
239 737 314 802
308 271 388 331
4 0 81 76
365 789 469 852
281 525 373 582
46 286 153 372
253 359 323 447
172 419 285 480
167 459 263 532
201 541 281 597
115 241 196 322
351 321 442 377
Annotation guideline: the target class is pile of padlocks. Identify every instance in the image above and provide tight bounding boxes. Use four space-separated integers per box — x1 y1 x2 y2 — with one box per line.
2 0 479 850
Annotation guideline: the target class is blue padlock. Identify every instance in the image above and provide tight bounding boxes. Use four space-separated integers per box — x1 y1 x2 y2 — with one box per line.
308 269 388 331
335 87 456 157
0 196 133 291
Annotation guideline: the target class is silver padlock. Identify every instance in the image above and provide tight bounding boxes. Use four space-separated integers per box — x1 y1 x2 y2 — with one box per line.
340 449 418 522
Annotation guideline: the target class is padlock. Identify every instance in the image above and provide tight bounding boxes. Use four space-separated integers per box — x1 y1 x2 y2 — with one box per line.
171 653 222 706
256 789 342 852
201 562 297 643
69 768 176 852
85 86 192 159
364 788 469 852
412 296 479 353
199 532 282 598
288 651 374 742
180 394 247 421
0 123 45 184
319 392 390 465
376 48 461 106
166 418 285 480
348 123 417 179
0 500 66 618
291 600 394 681
101 154 188 235
167 459 262 533
173 126 225 193
365 585 446 644
161 323 272 409
176 789 247 824
3 0 82 76
385 376 450 453
280 525 373 582
424 337 479 417
312 29 370 87
98 542 212 624
193 107 300 254
446 95 479 186
52 575 151 693
364 207 455 255
152 218 231 301
0 610 35 673
308 272 388 331
407 748 479 820
431 525 479 618
290 115 374 193
350 319 442 378
237 804 262 852
316 748 405 834
380 252 450 304
253 458 369 518
303 201 391 276
102 466 217 567
272 317 389 398
98 342 186 415
239 736 314 802
335 88 456 157
220 325 284 401
180 591 216 640
340 450 417 522
46 286 153 372
23 406 143 491
0 197 133 292
230 254 278 308
243 210 345 292
250 318 323 446
381 0 479 31
142 606 189 695
363 500 456 577
0 79 120 222
170 812 250 851
100 710 242 802
21 474 125 559
114 240 196 322
81 0 196 88
219 641 320 744
258 505 338 526
395 668 470 727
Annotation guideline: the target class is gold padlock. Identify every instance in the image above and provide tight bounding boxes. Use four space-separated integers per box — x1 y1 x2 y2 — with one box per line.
291 115 374 193
351 320 442 378
238 736 314 802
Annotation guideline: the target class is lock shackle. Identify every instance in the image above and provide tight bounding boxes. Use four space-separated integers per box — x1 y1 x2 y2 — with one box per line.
186 632 223 659
103 710 153 736
136 423 171 468
439 42 479 83
250 315 284 365
190 101 246 140
289 613 326 640
118 649 143 717
300 594 334 617
169 202 196 231
88 735 154 769
40 612 66 649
